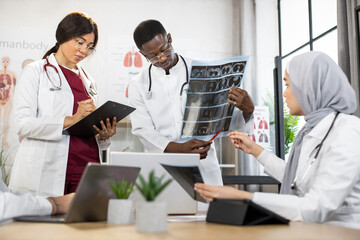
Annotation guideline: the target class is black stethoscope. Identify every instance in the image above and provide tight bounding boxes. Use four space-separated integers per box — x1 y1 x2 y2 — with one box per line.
290 112 340 191
146 55 188 100
43 57 97 97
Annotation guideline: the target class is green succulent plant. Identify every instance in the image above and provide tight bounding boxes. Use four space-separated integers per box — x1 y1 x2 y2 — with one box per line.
0 144 9 186
135 170 172 202
283 106 299 154
109 179 135 199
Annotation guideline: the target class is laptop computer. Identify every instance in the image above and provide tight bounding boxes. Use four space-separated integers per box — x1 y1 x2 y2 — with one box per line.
110 152 200 215
15 163 140 223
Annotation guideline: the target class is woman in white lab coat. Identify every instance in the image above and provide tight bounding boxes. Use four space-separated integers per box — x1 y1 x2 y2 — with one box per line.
195 52 360 229
9 12 116 197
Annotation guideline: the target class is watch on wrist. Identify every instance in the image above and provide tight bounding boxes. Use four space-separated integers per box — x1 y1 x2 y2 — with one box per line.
98 137 110 143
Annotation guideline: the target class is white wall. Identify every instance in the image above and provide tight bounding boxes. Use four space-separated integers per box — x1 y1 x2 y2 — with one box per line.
0 0 280 180
0 0 244 170
0 0 238 102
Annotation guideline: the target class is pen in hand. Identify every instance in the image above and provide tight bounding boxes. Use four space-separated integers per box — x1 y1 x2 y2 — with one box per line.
210 128 223 141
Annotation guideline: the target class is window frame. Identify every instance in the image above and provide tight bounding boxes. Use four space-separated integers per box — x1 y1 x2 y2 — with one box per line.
274 0 337 159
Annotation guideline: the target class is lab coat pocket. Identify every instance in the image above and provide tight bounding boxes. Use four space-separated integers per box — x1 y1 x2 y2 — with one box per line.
12 144 40 190
38 88 57 115
295 158 320 196
17 144 37 164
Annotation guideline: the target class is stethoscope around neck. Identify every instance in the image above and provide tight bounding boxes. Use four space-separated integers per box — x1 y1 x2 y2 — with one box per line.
146 54 189 100
290 112 340 191
43 57 97 97
44 57 62 91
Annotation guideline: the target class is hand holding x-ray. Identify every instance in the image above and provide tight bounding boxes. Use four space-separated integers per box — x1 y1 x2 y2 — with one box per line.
165 139 212 159
228 87 254 122
180 56 250 140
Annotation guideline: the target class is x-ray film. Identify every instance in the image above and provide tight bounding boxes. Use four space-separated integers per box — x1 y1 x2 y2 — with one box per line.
180 56 249 140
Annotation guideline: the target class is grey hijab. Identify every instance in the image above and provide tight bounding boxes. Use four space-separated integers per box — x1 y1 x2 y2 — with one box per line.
280 51 357 195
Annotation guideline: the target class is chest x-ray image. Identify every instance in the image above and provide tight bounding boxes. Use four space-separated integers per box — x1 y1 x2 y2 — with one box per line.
180 56 248 140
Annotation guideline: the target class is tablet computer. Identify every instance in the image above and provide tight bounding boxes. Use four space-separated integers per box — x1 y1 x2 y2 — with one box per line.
160 163 206 203
206 199 289 225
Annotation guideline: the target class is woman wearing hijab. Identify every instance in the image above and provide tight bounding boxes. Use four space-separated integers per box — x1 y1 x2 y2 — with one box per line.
195 52 360 229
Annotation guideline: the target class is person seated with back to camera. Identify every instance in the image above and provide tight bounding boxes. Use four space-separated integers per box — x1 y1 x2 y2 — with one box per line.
0 170 74 223
195 51 360 230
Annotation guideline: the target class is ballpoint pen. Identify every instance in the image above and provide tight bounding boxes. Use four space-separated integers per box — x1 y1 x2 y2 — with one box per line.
210 128 223 141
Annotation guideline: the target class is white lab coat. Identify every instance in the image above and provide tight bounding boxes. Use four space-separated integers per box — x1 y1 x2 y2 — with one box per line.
9 53 108 197
129 56 250 186
0 171 51 223
252 112 360 229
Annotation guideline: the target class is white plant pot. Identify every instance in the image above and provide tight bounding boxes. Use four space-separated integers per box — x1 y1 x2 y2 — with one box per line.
107 199 134 224
136 201 167 233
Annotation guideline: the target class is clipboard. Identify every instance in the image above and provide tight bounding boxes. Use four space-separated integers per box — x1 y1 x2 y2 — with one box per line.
63 101 135 138
160 164 206 203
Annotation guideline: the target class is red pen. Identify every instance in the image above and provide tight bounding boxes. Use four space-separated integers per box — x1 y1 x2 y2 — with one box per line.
210 128 223 141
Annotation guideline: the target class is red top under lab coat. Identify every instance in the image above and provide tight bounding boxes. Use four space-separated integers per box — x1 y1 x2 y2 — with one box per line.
60 66 100 194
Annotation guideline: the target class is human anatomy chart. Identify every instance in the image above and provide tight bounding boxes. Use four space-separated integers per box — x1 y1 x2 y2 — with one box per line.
252 106 270 148
180 56 248 140
0 57 16 147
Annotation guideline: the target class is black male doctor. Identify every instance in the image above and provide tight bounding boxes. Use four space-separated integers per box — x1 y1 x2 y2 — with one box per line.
129 20 254 186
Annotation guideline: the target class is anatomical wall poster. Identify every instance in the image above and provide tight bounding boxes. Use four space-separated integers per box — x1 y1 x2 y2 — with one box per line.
252 106 270 148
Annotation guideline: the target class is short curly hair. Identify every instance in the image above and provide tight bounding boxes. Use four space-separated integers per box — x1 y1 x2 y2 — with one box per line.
133 19 166 50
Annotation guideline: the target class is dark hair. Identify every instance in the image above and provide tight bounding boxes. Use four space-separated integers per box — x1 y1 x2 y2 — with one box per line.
133 19 166 50
43 12 98 59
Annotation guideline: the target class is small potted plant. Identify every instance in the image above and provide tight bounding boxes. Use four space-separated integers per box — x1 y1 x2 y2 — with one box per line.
107 179 135 224
135 170 172 233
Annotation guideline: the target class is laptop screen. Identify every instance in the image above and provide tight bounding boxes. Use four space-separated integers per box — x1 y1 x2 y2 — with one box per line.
15 163 140 223
109 152 200 215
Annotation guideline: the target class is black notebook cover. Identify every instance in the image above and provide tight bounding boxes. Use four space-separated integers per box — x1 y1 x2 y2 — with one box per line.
160 164 206 203
63 101 135 138
206 199 289 226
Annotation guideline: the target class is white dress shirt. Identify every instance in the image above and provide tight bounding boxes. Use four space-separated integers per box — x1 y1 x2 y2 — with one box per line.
0 171 51 223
